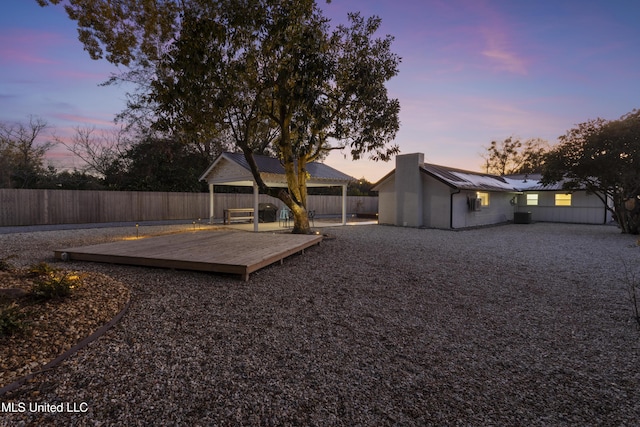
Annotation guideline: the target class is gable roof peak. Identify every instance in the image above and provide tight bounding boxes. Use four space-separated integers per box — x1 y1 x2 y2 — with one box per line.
200 151 355 184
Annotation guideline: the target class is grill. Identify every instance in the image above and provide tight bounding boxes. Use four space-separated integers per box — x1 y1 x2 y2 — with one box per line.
258 203 278 222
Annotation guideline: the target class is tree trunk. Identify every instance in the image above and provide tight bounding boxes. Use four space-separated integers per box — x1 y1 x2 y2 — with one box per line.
277 126 313 234
282 162 312 234
240 113 314 234
290 203 311 234
614 197 640 234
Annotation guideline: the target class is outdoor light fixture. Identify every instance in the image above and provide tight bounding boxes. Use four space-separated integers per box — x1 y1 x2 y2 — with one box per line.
136 223 139 239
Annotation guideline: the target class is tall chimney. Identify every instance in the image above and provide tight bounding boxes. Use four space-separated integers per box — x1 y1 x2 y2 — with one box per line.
395 153 424 227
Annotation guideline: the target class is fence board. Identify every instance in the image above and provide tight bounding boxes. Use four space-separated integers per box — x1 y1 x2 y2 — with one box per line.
0 189 377 226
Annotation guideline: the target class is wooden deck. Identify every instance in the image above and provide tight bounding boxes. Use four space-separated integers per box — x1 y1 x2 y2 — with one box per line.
54 230 322 281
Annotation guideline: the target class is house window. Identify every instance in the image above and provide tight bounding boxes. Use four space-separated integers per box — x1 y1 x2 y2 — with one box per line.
526 193 539 206
477 192 489 206
555 193 572 206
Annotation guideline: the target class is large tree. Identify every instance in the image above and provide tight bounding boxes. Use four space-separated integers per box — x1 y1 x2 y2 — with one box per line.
38 0 401 234
542 110 640 234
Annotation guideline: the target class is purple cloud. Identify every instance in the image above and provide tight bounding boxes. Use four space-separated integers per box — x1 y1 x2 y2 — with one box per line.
0 29 63 66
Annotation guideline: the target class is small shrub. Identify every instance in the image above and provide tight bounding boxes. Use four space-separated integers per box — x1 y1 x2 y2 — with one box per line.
30 273 82 300
28 262 59 277
28 262 83 301
0 301 27 337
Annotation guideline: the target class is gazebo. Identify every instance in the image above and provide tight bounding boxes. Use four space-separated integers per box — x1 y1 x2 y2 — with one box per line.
199 152 355 231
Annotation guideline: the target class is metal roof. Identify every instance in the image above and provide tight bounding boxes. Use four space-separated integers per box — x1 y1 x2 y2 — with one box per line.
373 162 574 193
502 173 569 191
421 163 517 192
200 152 355 184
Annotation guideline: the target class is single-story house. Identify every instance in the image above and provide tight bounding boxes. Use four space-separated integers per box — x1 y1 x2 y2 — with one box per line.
372 153 612 229
504 173 612 226
199 152 355 231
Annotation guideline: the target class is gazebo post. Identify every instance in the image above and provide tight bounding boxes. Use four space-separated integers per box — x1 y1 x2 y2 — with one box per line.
342 184 347 225
209 183 215 224
253 181 259 232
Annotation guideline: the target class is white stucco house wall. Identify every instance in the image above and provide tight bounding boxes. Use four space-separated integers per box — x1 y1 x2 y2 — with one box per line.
372 153 611 229
505 174 612 225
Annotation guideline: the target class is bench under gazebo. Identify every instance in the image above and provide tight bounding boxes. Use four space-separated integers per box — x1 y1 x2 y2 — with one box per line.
199 152 355 232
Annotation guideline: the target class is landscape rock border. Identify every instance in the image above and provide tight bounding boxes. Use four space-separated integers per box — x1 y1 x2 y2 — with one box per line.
0 297 130 397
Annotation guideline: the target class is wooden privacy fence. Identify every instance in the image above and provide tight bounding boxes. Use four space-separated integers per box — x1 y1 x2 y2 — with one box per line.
0 189 378 226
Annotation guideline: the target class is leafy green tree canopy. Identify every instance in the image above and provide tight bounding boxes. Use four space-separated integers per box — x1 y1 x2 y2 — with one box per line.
38 0 401 234
542 109 640 234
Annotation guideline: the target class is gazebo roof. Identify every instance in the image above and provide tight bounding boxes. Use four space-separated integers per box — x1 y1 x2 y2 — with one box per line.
200 152 355 187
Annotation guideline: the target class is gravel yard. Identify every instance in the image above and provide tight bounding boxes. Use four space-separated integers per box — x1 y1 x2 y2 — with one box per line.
1 222 639 426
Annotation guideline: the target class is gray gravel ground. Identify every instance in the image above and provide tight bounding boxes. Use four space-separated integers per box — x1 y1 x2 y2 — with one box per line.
1 222 639 426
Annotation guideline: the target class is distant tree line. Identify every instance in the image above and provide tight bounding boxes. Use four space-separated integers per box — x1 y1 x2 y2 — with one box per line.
0 118 209 191
0 116 376 195
1 117 56 189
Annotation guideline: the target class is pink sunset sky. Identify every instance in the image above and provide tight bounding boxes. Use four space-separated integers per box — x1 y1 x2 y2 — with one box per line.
1 0 639 182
